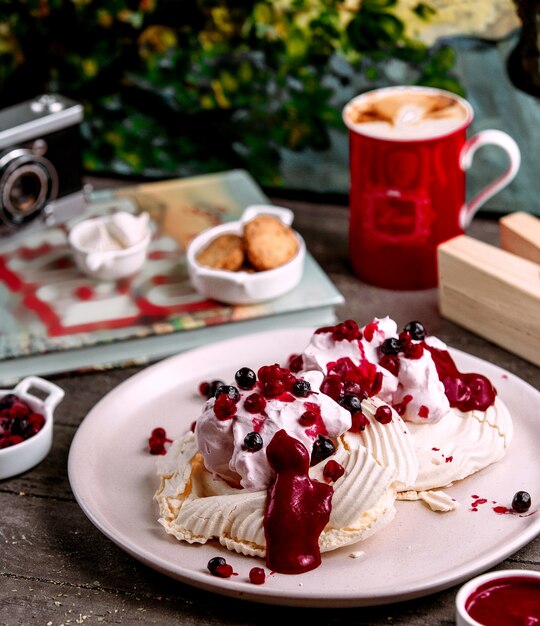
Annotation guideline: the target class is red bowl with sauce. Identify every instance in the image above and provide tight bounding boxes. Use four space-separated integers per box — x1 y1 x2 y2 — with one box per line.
455 569 540 626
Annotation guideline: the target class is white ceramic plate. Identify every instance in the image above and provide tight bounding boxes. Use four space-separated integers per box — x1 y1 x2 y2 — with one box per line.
68 328 540 608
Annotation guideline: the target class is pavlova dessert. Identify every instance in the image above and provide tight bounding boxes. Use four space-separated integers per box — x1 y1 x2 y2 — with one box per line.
154 317 513 576
300 317 513 511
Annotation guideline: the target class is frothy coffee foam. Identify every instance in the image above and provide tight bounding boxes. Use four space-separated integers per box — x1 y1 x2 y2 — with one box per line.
344 89 468 140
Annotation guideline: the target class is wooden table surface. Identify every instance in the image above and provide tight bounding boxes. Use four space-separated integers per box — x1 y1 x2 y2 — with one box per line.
0 195 539 625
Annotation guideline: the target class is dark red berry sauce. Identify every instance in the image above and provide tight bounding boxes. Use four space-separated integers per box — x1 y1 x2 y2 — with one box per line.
264 430 333 574
465 576 540 625
425 345 496 411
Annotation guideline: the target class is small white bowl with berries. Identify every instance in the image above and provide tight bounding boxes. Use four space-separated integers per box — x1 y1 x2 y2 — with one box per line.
0 376 65 480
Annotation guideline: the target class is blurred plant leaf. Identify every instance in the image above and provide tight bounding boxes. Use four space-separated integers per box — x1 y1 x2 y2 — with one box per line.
0 0 462 186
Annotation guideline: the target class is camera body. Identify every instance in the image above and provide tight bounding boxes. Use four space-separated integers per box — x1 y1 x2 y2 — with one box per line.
0 94 85 239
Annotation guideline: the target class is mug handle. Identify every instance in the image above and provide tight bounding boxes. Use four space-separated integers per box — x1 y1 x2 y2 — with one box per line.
459 129 521 229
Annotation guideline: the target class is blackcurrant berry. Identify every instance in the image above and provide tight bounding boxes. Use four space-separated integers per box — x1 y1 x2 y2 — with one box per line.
310 435 336 466
215 385 240 402
235 367 257 390
243 432 263 452
512 491 531 513
380 337 402 355
200 380 225 399
207 556 226 575
292 379 311 397
339 394 362 413
403 321 426 341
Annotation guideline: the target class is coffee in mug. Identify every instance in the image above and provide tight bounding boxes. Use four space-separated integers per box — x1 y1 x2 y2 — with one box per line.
343 86 521 290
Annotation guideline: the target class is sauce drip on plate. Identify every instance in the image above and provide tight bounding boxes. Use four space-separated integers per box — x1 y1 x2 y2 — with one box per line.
264 429 333 574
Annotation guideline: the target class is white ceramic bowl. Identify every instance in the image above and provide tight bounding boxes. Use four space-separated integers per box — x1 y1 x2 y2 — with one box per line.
186 204 306 305
0 376 65 480
455 569 540 625
68 215 151 280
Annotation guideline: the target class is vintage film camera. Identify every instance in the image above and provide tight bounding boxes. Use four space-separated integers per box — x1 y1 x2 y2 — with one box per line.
0 94 85 239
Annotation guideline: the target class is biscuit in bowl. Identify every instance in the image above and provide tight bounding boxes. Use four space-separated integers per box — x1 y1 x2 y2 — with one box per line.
243 215 298 271
196 233 245 271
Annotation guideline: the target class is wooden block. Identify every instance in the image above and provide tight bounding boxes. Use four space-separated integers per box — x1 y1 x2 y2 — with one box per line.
438 235 540 367
500 211 540 265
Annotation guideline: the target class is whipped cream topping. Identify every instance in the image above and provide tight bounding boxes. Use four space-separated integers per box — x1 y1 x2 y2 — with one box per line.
195 370 351 492
301 317 454 424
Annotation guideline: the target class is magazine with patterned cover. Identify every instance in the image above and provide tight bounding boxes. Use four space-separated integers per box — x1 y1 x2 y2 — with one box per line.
0 170 344 384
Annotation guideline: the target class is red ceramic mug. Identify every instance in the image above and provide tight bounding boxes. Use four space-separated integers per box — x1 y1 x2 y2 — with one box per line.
343 86 521 290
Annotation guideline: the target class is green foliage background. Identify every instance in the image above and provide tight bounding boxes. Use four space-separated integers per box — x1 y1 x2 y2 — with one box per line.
0 0 463 187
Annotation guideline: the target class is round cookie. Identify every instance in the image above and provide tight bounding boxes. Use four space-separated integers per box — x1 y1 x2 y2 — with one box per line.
196 233 244 271
244 215 298 271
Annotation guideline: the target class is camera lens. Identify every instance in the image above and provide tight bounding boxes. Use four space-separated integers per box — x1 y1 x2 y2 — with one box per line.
0 149 58 228
6 165 49 218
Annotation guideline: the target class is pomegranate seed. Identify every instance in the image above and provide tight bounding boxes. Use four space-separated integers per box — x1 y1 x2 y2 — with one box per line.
0 435 25 448
148 426 172 454
249 567 266 584
198 381 210 397
375 405 392 424
214 394 237 420
402 341 424 359
379 354 400 376
343 381 364 396
299 410 317 426
282 371 297 391
214 563 234 578
0 394 46 448
350 411 369 432
266 364 283 381
287 353 303 373
244 393 266 414
148 437 166 455
151 427 167 440
320 375 343 401
264 379 285 397
199 380 225 399
399 330 412 343
323 459 345 482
